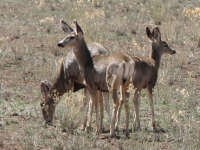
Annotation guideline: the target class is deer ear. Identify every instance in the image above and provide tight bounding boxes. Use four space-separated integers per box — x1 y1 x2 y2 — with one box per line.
60 20 74 34
41 80 51 100
152 27 161 41
74 20 84 35
146 27 154 42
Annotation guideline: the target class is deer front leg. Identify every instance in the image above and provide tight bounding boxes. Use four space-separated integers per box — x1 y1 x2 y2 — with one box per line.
85 87 100 134
133 90 141 131
148 88 156 130
79 88 90 130
85 97 93 132
85 86 97 132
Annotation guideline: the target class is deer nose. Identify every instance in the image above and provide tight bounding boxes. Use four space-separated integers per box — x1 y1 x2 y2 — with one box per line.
57 43 64 47
172 50 176 54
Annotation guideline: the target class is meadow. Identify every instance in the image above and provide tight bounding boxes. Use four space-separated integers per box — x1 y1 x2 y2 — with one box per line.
0 0 200 149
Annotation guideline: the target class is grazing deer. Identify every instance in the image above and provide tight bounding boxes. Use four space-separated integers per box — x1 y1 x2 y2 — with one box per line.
40 41 111 131
57 20 134 137
115 27 176 133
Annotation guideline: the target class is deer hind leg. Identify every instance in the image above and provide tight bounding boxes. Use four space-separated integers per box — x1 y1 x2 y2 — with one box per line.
148 87 156 130
98 90 103 133
133 89 141 131
94 90 100 134
115 87 123 131
110 89 119 137
115 83 131 135
123 86 130 137
102 91 111 125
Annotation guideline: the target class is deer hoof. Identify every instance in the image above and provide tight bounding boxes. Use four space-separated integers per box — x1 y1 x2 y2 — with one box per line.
125 133 130 138
78 123 86 130
133 126 141 131
152 122 156 130
115 126 119 132
110 131 116 138
98 128 103 134
85 126 92 132
95 130 100 135
45 120 53 126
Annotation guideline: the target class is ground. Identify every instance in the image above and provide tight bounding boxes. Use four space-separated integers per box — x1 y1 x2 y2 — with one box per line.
0 0 200 149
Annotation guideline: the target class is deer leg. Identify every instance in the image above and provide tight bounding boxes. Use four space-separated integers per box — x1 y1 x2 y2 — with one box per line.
115 87 124 131
98 90 103 133
80 88 90 130
85 95 93 131
148 88 156 130
94 90 100 134
85 90 99 133
85 86 98 132
110 89 119 137
133 90 141 130
102 92 111 125
123 87 130 137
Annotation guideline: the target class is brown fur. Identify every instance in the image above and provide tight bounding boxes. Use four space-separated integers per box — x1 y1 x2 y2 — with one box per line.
115 27 176 131
40 42 108 124
57 20 134 137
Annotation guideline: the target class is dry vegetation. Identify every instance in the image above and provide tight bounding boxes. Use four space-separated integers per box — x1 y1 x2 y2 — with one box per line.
0 0 200 149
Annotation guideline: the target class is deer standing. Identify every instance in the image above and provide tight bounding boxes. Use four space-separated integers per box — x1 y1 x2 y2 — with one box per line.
40 41 111 131
115 27 176 134
57 20 134 137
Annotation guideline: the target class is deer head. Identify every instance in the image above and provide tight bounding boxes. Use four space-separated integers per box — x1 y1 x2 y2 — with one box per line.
40 80 56 124
146 27 176 56
57 20 84 48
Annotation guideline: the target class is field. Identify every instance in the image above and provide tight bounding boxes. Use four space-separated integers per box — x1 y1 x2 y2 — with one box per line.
0 0 200 149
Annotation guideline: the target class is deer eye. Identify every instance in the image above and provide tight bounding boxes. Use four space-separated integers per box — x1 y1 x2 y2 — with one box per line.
165 45 168 47
70 36 75 40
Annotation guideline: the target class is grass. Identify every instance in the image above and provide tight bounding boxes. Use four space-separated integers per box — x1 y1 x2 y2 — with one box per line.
0 0 200 149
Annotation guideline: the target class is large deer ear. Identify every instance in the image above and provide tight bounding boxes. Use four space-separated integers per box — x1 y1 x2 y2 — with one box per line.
152 27 161 42
41 80 51 100
60 20 74 34
74 20 84 35
146 27 154 42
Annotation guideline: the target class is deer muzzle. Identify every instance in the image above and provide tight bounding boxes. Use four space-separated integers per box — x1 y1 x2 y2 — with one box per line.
171 50 176 54
57 43 64 48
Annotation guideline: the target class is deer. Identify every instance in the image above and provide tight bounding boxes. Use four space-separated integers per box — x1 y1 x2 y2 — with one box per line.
40 41 112 131
115 26 176 134
57 20 134 137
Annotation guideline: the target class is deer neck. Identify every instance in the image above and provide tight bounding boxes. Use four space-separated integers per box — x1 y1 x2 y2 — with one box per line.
150 43 162 72
49 63 68 103
73 39 92 71
50 79 67 99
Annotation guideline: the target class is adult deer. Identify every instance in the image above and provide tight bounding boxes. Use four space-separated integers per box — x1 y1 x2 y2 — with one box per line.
115 27 176 134
40 42 111 131
57 20 134 137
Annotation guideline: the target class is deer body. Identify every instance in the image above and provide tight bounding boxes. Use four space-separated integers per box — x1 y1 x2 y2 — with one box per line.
116 27 176 132
40 42 110 130
57 20 134 137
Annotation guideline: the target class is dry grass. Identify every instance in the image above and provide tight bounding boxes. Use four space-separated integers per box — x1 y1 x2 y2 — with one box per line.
0 0 200 149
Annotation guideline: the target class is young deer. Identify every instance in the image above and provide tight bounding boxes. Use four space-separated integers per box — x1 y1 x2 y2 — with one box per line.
115 27 176 133
57 20 134 137
40 41 111 131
